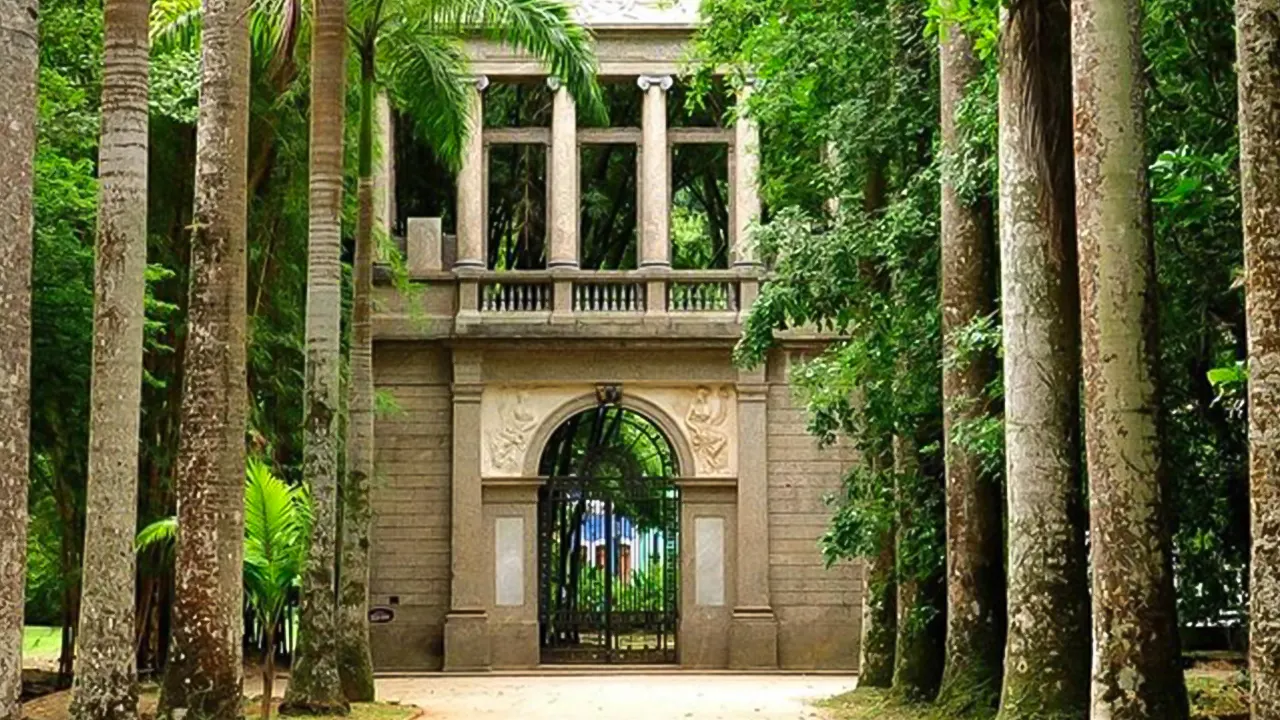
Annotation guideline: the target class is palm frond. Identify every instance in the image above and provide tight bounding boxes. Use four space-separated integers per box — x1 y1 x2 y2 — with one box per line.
150 0 204 51
405 0 604 122
378 25 472 171
136 516 179 552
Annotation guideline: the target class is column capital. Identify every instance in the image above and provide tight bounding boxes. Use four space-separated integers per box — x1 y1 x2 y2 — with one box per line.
546 75 562 91
470 74 490 91
637 74 674 92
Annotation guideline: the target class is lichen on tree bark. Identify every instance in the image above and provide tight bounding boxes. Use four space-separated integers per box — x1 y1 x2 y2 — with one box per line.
0 0 39 714
69 0 150 717
281 0 350 711
159 0 251 714
1236 0 1280 715
937 11 1004 708
996 1 1090 717
1072 0 1188 717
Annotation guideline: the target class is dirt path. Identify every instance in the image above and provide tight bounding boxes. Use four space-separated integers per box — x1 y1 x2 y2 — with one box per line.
378 674 856 720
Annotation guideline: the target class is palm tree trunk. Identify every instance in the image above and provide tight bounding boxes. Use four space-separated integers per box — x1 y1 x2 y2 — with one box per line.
1070 1 1187 712
160 0 251 714
338 50 378 704
281 0 349 710
70 0 150 717
1238 0 1280 714
1071 2 1188 718
0 0 39 713
996 1 1090 717
263 622 277 720
937 11 1002 707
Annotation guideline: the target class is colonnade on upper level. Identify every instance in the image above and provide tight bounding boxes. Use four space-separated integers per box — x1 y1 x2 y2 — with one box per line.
445 72 761 274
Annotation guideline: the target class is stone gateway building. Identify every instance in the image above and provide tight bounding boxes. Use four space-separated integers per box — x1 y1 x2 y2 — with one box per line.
368 0 862 672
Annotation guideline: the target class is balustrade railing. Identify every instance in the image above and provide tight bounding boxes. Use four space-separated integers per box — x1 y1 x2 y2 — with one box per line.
667 281 738 312
573 281 646 312
479 280 552 312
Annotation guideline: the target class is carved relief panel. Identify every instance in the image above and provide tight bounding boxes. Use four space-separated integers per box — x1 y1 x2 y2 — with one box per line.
479 384 738 478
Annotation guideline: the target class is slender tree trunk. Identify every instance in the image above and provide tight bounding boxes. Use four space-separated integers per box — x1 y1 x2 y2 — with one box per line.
0 0 39 713
338 52 378 703
937 12 1003 708
282 0 349 710
1238 0 1280 714
1071 2 1188 717
160 0 251 714
858 448 896 688
70 0 150 716
890 433 944 702
263 623 277 720
996 1 1090 717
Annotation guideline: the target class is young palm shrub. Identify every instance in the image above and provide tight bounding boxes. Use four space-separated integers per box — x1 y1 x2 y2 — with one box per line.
137 458 312 720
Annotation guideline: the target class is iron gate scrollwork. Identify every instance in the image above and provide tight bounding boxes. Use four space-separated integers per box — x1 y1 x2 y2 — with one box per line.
538 474 680 664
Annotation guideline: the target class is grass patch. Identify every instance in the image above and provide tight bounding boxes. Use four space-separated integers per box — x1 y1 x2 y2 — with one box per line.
822 669 1251 720
820 688 989 720
1188 673 1250 719
247 701 419 720
23 626 61 659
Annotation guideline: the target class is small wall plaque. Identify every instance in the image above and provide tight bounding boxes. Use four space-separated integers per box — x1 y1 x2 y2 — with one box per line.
368 606 395 624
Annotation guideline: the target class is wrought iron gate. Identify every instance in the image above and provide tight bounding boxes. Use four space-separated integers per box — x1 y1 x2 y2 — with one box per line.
538 475 680 664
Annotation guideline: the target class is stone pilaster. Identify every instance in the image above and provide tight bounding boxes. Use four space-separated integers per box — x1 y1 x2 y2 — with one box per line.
443 350 490 670
374 92 395 262
455 76 489 271
732 81 761 267
547 77 579 269
730 369 778 669
638 75 673 270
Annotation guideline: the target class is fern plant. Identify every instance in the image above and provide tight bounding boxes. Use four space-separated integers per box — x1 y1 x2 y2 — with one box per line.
136 458 311 720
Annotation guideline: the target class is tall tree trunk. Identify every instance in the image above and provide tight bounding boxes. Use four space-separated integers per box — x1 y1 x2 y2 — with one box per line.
858 447 896 688
937 12 1003 708
0 0 39 713
1072 1 1187 717
159 0 251 714
281 0 349 710
69 0 150 716
338 51 377 704
1238 0 1280 714
890 433 944 702
996 1 1090 717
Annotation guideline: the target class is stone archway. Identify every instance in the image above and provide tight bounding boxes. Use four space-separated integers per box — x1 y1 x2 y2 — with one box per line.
533 403 683 664
521 391 698 479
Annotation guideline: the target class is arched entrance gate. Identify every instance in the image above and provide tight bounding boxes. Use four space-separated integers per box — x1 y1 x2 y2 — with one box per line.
536 399 681 664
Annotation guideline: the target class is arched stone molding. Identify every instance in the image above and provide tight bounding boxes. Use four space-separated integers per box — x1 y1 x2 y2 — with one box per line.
520 390 699 479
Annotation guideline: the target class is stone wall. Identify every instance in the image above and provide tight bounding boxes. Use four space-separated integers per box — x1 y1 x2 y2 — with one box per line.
370 342 453 670
766 351 863 670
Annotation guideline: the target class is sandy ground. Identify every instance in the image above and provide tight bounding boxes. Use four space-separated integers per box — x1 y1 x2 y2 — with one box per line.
378 674 856 720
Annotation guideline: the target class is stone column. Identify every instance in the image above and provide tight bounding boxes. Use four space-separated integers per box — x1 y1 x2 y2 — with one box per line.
637 75 673 270
373 92 395 261
455 76 489 271
732 81 761 267
443 350 490 670
547 77 579 270
729 369 778 669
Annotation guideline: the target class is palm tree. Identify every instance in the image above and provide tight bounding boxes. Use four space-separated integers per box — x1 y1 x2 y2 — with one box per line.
1071 0 1187 717
338 0 600 699
280 0 349 710
158 0 253 714
69 0 151 717
138 459 313 720
996 1 1090 717
0 0 40 714
936 6 1002 706
1237 0 1280 713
